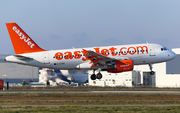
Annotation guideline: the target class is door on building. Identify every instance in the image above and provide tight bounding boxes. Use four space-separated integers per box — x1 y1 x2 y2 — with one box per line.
143 72 156 87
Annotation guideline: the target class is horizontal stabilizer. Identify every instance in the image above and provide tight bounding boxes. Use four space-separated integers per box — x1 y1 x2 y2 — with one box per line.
13 55 33 60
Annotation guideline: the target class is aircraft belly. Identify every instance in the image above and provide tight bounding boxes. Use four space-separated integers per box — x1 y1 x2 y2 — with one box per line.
51 60 81 70
133 55 161 65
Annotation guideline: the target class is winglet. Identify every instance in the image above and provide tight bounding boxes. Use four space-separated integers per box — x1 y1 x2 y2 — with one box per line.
82 49 88 52
6 23 46 54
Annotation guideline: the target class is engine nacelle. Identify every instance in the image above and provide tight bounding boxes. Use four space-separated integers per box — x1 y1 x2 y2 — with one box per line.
107 59 134 73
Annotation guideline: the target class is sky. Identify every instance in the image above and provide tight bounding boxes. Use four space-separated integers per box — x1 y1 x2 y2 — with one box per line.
0 0 180 54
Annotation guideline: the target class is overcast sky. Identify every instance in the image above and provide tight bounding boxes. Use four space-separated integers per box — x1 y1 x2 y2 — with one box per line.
0 0 180 54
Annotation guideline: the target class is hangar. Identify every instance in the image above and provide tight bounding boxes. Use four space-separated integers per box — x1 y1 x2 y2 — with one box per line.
88 48 180 87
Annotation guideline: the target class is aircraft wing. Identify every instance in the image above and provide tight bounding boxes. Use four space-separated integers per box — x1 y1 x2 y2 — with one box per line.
82 49 117 68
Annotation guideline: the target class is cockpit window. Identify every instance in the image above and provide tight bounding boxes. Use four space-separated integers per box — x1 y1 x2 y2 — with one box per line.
161 47 168 51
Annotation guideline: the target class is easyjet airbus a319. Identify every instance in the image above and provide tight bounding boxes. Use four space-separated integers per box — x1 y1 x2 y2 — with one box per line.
5 23 176 80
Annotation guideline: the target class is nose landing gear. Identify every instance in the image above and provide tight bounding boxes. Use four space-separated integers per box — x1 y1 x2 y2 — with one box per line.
149 64 155 75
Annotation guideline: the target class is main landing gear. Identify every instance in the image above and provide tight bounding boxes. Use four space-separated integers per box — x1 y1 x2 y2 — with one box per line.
149 64 155 75
90 70 102 80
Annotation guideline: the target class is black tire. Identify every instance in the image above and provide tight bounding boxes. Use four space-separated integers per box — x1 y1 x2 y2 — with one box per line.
91 74 96 80
96 73 102 79
150 71 155 75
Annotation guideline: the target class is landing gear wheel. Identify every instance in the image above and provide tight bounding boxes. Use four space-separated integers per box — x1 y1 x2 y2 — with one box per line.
96 73 102 79
149 64 155 75
150 71 155 75
91 74 96 80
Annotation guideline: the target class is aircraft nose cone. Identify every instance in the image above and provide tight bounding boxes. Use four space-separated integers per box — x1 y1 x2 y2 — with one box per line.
169 51 176 60
172 51 176 59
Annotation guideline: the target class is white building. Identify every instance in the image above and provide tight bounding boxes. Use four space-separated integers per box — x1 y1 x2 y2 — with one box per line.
39 68 54 83
88 48 180 87
39 68 69 85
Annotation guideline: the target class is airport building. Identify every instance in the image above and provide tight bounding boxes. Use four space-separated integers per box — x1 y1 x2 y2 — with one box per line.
88 48 180 87
0 55 39 84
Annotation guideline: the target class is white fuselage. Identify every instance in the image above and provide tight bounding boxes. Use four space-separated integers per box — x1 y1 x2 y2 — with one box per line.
5 43 176 70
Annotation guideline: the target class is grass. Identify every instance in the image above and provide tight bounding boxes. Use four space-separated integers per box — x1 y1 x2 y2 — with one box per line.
1 86 180 112
0 106 180 113
0 93 180 105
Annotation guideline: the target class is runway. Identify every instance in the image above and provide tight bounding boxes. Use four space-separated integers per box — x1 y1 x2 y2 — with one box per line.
0 90 180 93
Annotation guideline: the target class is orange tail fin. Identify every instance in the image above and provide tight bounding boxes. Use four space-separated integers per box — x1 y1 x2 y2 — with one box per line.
6 23 46 54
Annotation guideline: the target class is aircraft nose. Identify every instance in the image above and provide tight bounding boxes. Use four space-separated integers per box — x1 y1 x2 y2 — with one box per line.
168 51 176 60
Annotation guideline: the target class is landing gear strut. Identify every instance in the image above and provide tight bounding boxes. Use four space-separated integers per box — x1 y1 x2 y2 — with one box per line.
90 70 103 80
149 64 155 75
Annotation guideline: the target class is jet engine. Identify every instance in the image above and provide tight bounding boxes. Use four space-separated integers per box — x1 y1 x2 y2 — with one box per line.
107 59 134 73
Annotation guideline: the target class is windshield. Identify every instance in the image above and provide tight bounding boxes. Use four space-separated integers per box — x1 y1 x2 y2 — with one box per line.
161 47 168 51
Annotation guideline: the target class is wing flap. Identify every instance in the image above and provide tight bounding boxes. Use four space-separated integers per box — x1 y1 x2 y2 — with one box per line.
82 49 116 68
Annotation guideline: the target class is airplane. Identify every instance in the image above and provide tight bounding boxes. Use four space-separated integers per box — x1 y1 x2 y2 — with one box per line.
5 23 176 80
54 69 88 84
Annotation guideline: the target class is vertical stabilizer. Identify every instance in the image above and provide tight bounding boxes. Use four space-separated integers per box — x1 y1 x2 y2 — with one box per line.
6 23 46 54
